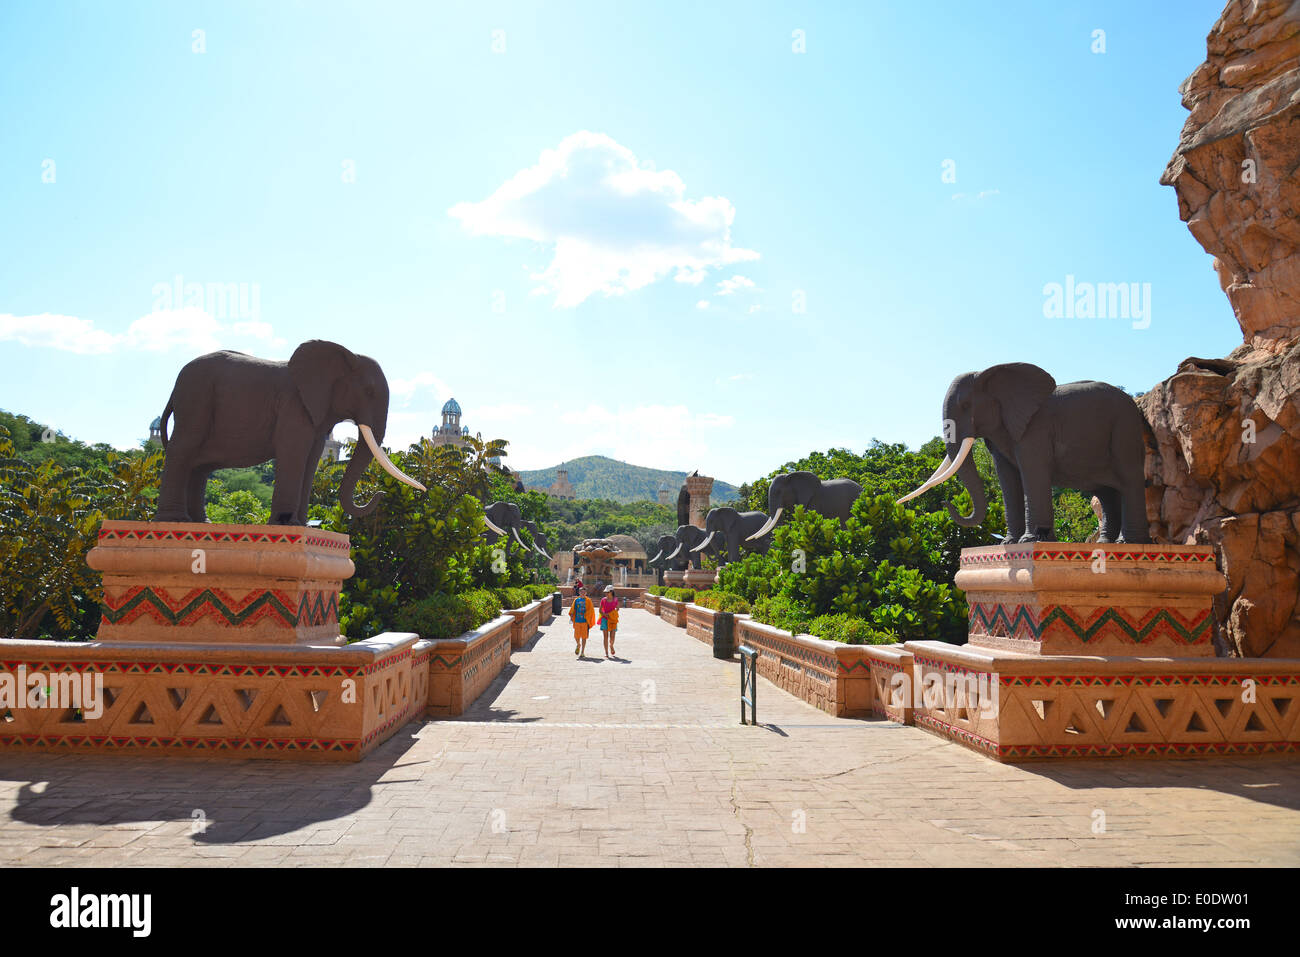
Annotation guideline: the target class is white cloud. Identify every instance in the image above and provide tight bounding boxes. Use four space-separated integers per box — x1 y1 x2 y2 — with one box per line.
716 275 756 296
390 370 454 406
0 313 117 354
449 131 758 308
747 304 761 314
696 300 710 310
554 403 733 469
0 308 285 355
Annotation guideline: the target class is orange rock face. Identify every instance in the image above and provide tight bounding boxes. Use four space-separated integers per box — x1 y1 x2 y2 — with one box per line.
1160 0 1300 350
1144 0 1300 658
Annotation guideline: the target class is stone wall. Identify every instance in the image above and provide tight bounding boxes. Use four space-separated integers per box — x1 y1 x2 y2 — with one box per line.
1143 0 1300 657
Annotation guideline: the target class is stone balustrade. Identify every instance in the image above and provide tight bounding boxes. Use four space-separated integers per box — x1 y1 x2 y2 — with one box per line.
503 600 544 649
422 614 514 718
733 618 876 718
657 596 689 628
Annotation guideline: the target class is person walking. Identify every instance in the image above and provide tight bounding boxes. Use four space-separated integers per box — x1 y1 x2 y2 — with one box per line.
599 585 620 658
569 583 594 657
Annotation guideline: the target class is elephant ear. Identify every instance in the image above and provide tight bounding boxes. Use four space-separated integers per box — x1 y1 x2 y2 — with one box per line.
974 363 1056 441
289 340 355 430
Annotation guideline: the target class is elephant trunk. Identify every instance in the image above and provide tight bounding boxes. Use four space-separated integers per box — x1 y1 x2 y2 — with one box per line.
340 437 380 518
946 442 987 527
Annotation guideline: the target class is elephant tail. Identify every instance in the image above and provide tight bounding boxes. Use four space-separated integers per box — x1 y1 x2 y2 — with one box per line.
158 396 174 450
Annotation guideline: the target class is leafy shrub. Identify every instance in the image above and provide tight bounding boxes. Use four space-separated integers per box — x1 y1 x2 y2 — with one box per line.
718 495 968 644
807 613 897 645
661 587 695 603
646 586 666 596
494 586 533 610
394 588 503 639
751 595 811 635
694 590 751 615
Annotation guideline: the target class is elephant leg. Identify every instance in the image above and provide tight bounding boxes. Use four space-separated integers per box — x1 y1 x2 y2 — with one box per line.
270 438 312 525
1017 459 1055 542
185 468 212 523
1119 476 1150 544
1093 488 1121 543
990 446 1025 541
155 433 205 521
293 436 327 525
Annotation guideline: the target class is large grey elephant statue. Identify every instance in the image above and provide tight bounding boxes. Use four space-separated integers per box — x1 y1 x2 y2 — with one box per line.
521 519 552 560
154 340 425 524
484 501 548 555
897 362 1149 543
747 471 863 541
647 533 680 584
664 524 709 571
693 507 770 564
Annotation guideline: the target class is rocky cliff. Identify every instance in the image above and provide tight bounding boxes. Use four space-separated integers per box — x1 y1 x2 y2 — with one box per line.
1140 0 1300 657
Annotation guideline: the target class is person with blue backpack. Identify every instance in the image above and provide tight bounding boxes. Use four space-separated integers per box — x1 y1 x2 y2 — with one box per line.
569 583 594 657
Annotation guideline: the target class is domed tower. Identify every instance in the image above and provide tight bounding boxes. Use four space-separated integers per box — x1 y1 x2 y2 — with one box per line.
432 398 467 448
149 416 163 444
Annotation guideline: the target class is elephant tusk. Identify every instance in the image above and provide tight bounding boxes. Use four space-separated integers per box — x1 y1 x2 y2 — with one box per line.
511 527 528 548
649 550 663 564
897 438 973 505
666 543 683 560
746 507 782 541
483 513 507 536
359 425 426 492
533 543 550 558
691 531 716 552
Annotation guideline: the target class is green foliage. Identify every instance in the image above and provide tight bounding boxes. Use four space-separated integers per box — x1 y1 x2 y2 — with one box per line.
393 588 503 640
1054 488 1100 542
206 488 270 524
660 587 695 603
806 614 897 645
514 455 739 504
0 424 163 640
693 590 751 614
545 497 676 551
717 495 969 644
494 586 533 610
325 433 540 640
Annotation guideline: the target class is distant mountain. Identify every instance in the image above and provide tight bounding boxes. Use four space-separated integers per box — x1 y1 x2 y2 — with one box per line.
516 455 740 504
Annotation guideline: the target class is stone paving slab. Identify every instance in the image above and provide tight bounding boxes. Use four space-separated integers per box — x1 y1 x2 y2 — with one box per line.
0 609 1297 866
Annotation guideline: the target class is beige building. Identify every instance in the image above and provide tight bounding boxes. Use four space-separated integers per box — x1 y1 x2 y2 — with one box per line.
547 467 576 500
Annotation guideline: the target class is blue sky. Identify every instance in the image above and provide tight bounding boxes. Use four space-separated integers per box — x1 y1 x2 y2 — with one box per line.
1 0 1234 487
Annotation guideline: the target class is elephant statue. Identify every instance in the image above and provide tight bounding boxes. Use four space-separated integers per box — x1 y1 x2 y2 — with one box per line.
483 501 547 555
747 471 863 542
521 519 552 560
663 524 709 571
897 362 1150 544
647 533 680 584
693 507 771 564
154 340 425 524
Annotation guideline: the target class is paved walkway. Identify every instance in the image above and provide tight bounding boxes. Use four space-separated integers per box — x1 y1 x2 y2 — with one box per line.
1 609 1298 866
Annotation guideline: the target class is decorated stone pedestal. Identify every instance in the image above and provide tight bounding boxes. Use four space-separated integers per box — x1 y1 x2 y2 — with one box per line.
664 570 687 588
905 543 1300 760
682 568 717 590
89 521 353 646
957 543 1223 657
0 521 423 762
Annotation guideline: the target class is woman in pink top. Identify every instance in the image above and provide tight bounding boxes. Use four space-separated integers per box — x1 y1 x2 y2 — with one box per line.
599 586 620 659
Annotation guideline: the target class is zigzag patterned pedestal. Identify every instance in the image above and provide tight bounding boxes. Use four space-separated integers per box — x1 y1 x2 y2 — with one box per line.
0 521 427 761
957 543 1223 656
904 543 1300 761
89 521 353 645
